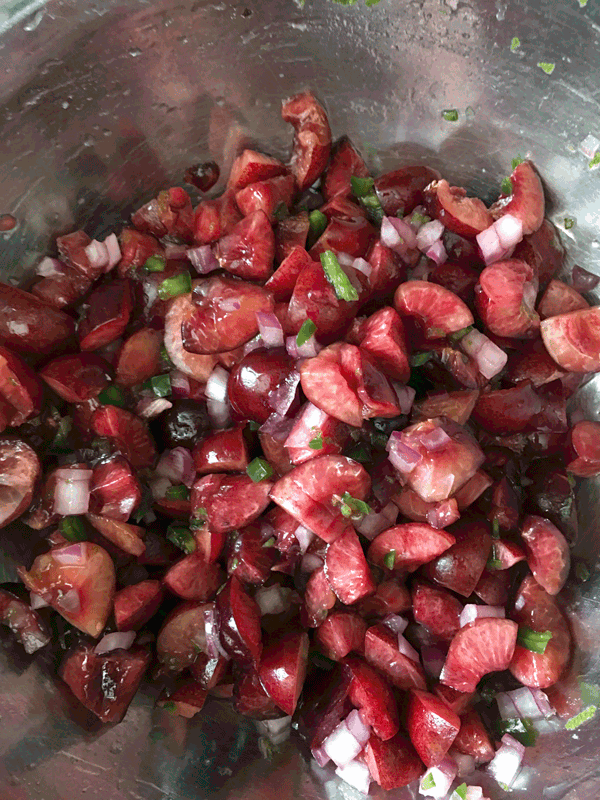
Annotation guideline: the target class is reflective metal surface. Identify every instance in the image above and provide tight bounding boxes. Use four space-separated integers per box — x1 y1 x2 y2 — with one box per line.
1 0 600 798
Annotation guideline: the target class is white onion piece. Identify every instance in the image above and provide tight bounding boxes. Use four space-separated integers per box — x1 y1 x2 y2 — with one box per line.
496 692 520 721
335 759 371 795
301 553 323 573
255 584 293 616
352 257 373 278
381 614 408 635
393 383 416 415
187 245 219 274
94 631 136 654
323 720 363 767
37 257 63 277
257 716 292 746
256 312 284 348
355 501 399 540
311 745 330 767
30 592 49 610
487 735 523 790
269 372 300 416
336 252 355 268
203 606 229 660
285 334 321 359
85 239 109 271
419 425 451 452
494 214 524 249
205 366 231 428
421 644 448 679
54 471 91 515
345 709 371 746
449 748 476 778
103 233 121 270
459 604 505 627
149 476 172 500
460 329 507 380
387 216 418 249
55 588 81 614
54 468 94 481
137 396 173 419
386 431 422 474
579 133 600 158
155 447 195 488
398 634 420 663
294 524 315 554
417 219 444 251
464 788 484 800
426 240 448 266
170 369 192 397
476 224 508 266
419 756 457 798
498 687 554 722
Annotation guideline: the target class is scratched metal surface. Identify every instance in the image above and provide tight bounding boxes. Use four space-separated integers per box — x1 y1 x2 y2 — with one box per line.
0 0 600 798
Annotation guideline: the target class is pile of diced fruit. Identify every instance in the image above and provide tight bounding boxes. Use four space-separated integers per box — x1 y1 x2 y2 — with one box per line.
1 90 600 799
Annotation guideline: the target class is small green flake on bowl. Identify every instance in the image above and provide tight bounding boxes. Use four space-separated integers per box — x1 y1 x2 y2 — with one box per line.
510 36 521 52
537 62 556 75
442 109 459 122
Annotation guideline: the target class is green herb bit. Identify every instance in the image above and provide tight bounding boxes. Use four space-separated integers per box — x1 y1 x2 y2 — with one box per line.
410 351 432 367
150 373 172 398
564 217 576 230
320 250 359 301
132 485 154 523
510 36 521 52
332 0 358 5
576 562 590 582
579 680 600 706
359 190 385 224
497 717 538 747
590 152 600 169
262 537 276 548
579 0 588 7
501 176 513 195
164 484 190 501
308 209 328 245
309 434 324 450
453 784 468 800
421 772 436 790
365 0 382 6
341 491 371 517
465 106 476 119
410 211 431 227
487 558 503 570
347 442 371 463
98 384 127 408
167 524 196 554
157 272 192 301
143 255 166 273
511 155 525 170
247 457 274 483
383 549 396 570
160 344 174 368
350 175 375 197
565 705 597 730
492 518 501 539
442 109 459 122
449 325 474 343
517 627 553 654
161 701 178 712
297 318 317 347
538 61 556 75
59 515 87 542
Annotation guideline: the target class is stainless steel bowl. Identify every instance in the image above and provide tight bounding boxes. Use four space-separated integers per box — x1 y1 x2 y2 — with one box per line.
1 1 600 798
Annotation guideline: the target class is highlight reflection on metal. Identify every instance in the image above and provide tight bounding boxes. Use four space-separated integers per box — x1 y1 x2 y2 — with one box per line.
1 0 600 798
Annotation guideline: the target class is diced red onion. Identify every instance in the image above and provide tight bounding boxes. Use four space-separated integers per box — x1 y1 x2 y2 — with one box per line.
269 372 300 416
285 334 321 360
421 643 448 679
496 691 520 720
256 312 284 348
464 788 484 800
345 709 371 747
54 472 92 516
255 584 293 616
257 716 292 746
163 243 189 260
426 498 460 530
85 239 109 270
335 760 371 795
55 588 81 614
186 244 219 274
392 383 416 415
459 604 505 627
355 501 399 540
293 524 315 554
419 756 457 798
487 735 524 789
398 634 420 663
460 329 507 380
311 745 330 768
323 720 363 767
386 431 422 474
103 233 121 270
380 217 408 251
336 252 355 268
497 687 554 722
37 257 63 277
579 133 600 158
417 219 444 251
571 264 600 292
259 412 295 441
170 369 191 398
352 257 373 278
381 614 408 635
243 334 264 355
30 592 49 610
137 396 173 419
476 224 509 266
155 447 195 488
301 553 323 573
388 216 419 249
494 214 524 250
203 605 229 660
425 240 448 266
420 426 452 452
149 476 172 500
449 749 476 778
94 631 136 654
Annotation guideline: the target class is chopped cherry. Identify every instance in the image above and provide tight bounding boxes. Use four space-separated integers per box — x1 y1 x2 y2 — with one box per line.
163 551 222 601
365 732 424 790
423 519 491 597
375 165 441 216
395 280 474 339
0 588 50 654
217 575 263 663
214 210 275 281
157 601 212 671
424 180 493 237
453 709 495 763
78 279 133 351
86 513 146 557
315 611 367 661
90 457 142 521
364 623 427 691
412 581 463 641
192 426 248 473
227 149 288 191
540 306 600 373
368 523 455 573
521 514 570 596
407 689 461 767
41 352 111 403
538 279 589 319
274 211 310 262
163 291 218 381
258 630 309 715
235 174 297 221
114 328 163 387
192 473 272 533
343 655 400 741
0 283 75 356
265 245 314 302
193 189 243 244
475 259 540 338
567 420 600 477
491 160 544 235
281 91 332 191
228 523 278 585
91 406 157 470
114 580 164 631
325 528 375 604
302 567 337 627
354 306 411 382
0 437 40 529
228 348 297 424
323 137 369 200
